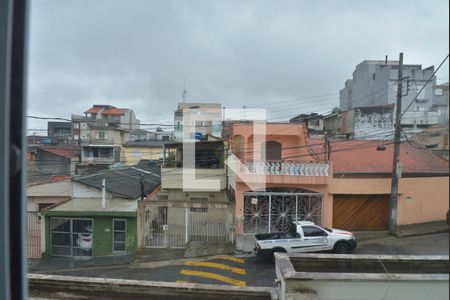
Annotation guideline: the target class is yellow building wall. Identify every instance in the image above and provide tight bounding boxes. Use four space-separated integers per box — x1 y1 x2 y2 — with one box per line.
122 146 162 165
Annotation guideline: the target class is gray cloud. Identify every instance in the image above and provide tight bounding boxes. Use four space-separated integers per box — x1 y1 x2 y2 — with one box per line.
26 0 449 132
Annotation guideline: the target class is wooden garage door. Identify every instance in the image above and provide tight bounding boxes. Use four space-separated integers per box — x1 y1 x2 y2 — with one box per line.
333 194 389 231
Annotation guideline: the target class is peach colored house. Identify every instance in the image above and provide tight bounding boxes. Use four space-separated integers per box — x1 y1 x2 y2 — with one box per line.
229 122 332 251
228 122 449 252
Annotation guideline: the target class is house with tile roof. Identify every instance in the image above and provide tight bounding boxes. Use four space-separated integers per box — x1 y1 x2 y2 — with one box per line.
311 139 449 231
226 122 448 251
71 105 141 172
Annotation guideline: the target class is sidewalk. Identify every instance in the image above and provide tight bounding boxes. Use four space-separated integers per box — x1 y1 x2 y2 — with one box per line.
354 220 448 243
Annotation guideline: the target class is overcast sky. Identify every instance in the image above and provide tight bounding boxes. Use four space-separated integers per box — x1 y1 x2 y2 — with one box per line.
26 0 449 133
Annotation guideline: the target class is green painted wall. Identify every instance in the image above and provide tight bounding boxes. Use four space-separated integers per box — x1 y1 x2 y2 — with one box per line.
44 215 137 257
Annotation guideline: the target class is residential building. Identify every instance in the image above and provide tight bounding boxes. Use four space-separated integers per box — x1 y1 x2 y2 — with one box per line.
432 82 449 123
319 139 449 231
34 146 81 176
410 124 449 160
322 104 395 140
289 113 324 134
78 126 129 172
42 163 161 258
71 105 140 171
173 102 222 141
141 138 234 250
339 59 447 125
47 121 72 144
27 176 73 259
228 122 332 251
227 122 449 252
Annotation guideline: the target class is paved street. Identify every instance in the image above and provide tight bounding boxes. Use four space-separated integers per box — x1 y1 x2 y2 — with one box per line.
37 233 449 288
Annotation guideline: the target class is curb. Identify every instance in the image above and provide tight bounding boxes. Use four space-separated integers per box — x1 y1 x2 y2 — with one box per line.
394 229 449 238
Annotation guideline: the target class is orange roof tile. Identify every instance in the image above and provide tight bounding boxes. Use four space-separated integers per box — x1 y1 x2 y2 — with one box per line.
85 107 103 114
308 139 448 175
101 108 128 115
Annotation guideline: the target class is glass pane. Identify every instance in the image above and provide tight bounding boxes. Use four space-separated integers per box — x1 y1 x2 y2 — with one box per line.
51 218 70 232
72 219 92 233
114 220 126 231
114 232 125 242
51 232 70 246
114 242 125 252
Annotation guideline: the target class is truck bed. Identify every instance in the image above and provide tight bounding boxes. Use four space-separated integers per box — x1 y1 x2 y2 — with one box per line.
255 232 300 241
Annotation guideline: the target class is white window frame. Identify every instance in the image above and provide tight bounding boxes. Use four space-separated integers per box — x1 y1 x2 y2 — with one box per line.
112 219 127 253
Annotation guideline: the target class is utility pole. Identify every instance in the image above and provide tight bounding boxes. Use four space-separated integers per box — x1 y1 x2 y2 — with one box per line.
389 52 403 235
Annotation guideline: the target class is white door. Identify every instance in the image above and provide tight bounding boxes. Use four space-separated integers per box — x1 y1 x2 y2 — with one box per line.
299 225 331 252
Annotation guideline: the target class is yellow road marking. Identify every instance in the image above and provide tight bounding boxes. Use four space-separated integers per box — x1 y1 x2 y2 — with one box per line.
185 260 246 275
215 256 245 264
180 269 246 287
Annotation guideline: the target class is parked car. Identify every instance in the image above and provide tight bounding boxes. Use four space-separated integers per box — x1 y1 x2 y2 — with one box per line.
254 221 357 261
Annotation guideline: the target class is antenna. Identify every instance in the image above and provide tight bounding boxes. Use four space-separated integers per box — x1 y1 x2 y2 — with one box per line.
182 79 187 103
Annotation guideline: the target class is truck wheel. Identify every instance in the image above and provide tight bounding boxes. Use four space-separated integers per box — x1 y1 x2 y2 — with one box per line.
271 248 287 263
334 242 350 254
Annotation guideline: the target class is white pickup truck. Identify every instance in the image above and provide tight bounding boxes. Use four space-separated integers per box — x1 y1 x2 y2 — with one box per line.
254 221 357 261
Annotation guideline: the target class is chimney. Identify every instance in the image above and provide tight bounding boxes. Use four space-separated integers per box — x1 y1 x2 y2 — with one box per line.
101 178 106 209
385 55 388 64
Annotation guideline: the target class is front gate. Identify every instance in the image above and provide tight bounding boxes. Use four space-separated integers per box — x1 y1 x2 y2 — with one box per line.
143 206 232 248
27 212 41 260
243 192 323 233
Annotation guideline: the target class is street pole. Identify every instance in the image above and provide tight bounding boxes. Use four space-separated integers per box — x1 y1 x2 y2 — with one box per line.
389 52 403 235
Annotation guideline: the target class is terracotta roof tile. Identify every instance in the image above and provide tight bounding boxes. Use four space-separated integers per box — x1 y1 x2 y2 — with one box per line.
84 107 103 114
308 139 449 175
101 108 128 115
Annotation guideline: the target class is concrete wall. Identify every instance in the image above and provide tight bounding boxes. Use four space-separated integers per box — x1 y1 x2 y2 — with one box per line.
36 150 71 175
330 177 449 225
161 168 227 191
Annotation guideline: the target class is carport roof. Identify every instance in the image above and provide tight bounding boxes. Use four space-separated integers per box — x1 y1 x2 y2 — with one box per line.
44 197 137 217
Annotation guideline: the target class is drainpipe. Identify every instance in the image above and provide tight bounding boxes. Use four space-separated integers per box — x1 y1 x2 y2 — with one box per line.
101 178 106 209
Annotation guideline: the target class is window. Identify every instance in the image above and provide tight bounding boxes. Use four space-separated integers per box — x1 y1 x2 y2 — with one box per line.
435 88 444 96
302 226 327 237
372 73 375 80
73 123 79 129
113 219 126 252
190 207 208 213
95 132 107 139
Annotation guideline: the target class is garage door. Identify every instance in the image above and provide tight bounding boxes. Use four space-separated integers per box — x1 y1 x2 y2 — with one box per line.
333 195 389 231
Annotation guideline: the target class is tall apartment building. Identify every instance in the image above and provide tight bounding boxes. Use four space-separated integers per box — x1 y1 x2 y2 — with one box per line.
173 102 222 141
339 59 448 127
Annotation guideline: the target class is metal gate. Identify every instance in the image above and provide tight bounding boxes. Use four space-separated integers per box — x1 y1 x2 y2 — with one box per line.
243 192 323 233
144 207 186 248
27 212 41 260
50 218 93 257
144 206 232 248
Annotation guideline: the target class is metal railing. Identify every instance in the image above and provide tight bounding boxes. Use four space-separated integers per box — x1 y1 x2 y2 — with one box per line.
242 160 330 176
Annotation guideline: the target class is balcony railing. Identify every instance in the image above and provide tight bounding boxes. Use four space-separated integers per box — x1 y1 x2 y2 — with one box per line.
241 160 330 176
